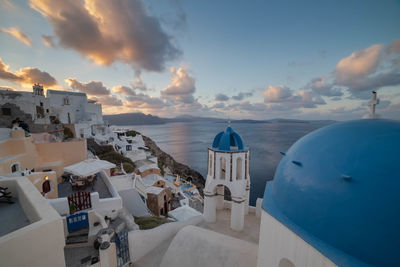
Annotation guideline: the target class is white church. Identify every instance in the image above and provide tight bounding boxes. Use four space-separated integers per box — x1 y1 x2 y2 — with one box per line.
159 110 400 267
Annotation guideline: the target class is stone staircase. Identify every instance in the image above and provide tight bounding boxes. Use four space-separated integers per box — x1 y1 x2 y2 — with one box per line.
66 226 89 246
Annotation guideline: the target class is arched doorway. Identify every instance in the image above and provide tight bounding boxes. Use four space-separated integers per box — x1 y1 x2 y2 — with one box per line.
215 184 232 209
42 180 51 194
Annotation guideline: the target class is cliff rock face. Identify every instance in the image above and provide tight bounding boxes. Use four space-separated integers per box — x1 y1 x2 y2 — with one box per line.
139 133 205 196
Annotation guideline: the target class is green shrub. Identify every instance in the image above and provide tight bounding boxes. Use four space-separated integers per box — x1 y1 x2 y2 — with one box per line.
133 216 169 230
126 131 137 137
63 127 74 139
123 163 135 173
99 151 133 164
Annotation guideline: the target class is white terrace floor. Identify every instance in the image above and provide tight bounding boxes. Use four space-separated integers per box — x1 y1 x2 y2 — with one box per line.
136 208 261 267
199 207 261 244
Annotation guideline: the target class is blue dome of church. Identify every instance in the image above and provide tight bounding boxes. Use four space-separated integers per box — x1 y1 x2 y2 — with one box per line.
262 119 400 267
212 126 246 151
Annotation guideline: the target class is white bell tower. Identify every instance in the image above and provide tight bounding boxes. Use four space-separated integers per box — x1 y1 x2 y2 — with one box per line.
203 124 250 231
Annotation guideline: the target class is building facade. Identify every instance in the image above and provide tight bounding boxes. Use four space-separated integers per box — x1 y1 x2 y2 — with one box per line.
0 85 103 137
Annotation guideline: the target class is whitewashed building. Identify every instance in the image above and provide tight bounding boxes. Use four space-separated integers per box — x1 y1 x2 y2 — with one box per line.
0 84 52 125
46 89 103 137
0 85 103 137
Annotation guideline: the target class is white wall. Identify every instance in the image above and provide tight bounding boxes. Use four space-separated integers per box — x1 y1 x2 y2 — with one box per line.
257 210 337 267
0 177 66 267
86 102 103 124
128 216 204 263
0 90 51 124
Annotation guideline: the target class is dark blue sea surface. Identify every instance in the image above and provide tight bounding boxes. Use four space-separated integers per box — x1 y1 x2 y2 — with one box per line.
125 121 332 205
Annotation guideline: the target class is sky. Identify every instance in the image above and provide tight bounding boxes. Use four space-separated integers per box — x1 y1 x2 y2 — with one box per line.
0 0 399 120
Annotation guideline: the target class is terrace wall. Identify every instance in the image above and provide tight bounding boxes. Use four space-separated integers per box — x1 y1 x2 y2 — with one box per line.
0 177 65 267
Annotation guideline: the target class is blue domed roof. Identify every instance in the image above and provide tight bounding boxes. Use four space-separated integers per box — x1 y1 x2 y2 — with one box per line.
212 126 246 151
262 119 400 267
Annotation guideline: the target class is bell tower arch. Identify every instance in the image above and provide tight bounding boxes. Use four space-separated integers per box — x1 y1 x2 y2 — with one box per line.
203 125 250 231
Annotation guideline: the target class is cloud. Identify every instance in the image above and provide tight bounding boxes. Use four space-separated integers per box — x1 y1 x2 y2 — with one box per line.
65 78 110 95
41 35 55 47
215 93 229 101
113 85 135 96
161 67 196 103
306 76 343 97
0 58 57 87
1 0 15 8
17 67 57 87
335 44 383 86
65 77 126 107
0 59 21 81
232 91 253 101
263 85 293 103
30 0 181 71
125 94 167 110
132 70 148 91
301 41 400 100
387 40 400 54
333 42 400 96
211 103 225 109
113 83 170 110
263 85 326 109
92 95 122 106
113 84 168 110
1 27 32 46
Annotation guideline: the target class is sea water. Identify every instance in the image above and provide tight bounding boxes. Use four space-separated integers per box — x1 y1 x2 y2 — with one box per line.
125 121 332 205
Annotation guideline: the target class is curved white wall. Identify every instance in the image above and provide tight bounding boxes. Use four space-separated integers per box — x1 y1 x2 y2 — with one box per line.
257 210 337 267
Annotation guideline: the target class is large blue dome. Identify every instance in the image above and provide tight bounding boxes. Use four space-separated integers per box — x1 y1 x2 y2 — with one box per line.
262 119 400 267
212 126 246 151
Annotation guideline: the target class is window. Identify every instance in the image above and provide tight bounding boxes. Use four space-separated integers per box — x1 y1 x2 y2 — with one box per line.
236 157 243 180
11 163 19 173
40 102 43 107
2 107 11 116
220 157 226 179
208 154 213 176
46 109 49 113
36 106 45 118
126 145 132 151
63 97 70 105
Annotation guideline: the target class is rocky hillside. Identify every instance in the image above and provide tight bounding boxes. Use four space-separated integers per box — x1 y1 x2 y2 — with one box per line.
132 131 205 196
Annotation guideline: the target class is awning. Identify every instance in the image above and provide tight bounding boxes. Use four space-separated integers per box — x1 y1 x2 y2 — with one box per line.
64 159 116 177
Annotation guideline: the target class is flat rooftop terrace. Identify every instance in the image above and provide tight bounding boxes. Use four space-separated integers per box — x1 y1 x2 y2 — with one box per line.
0 199 30 237
199 208 261 244
58 176 112 199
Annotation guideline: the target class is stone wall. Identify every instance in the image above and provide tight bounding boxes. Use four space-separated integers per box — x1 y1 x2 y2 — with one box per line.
0 103 62 133
0 103 33 128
